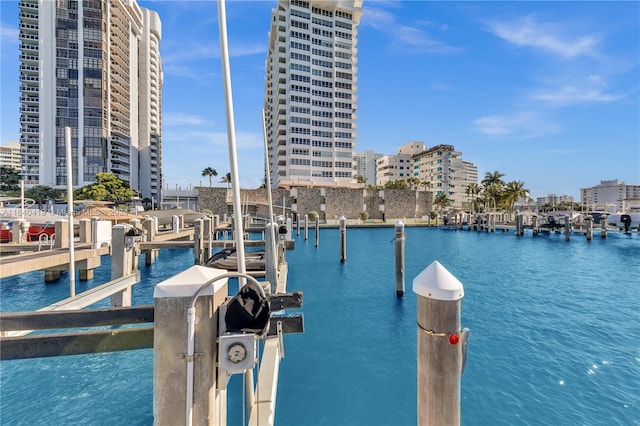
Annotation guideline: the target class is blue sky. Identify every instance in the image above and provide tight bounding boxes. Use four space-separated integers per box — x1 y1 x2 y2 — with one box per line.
1 1 638 199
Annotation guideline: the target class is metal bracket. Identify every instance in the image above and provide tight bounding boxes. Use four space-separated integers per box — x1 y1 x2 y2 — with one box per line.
181 353 203 362
277 320 285 359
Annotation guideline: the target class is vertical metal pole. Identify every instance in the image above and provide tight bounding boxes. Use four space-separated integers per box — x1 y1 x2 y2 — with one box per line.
314 215 319 248
414 261 466 426
217 0 252 415
65 126 76 297
261 109 275 224
395 220 405 297
339 216 346 262
265 222 278 293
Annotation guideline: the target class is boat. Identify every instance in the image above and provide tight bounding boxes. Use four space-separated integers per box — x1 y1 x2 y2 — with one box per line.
205 247 266 271
0 196 69 242
540 210 580 229
607 198 640 232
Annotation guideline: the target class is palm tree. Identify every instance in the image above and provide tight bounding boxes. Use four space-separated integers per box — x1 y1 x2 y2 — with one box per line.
481 171 505 211
220 172 232 188
420 180 431 192
201 167 218 187
465 183 481 213
502 180 529 212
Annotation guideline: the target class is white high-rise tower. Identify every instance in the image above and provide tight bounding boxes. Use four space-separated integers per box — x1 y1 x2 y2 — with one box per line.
264 0 363 189
18 0 162 204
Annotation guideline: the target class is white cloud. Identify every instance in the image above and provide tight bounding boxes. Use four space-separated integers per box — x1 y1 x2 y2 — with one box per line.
529 74 631 106
163 112 208 126
486 15 600 59
361 6 458 54
474 111 558 139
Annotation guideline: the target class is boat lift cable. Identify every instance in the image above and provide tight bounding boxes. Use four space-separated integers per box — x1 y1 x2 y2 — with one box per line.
217 0 254 421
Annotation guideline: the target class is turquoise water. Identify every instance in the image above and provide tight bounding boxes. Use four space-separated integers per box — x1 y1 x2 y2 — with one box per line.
1 228 638 425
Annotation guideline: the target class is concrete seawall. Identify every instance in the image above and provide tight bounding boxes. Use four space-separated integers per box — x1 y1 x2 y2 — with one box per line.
196 187 433 222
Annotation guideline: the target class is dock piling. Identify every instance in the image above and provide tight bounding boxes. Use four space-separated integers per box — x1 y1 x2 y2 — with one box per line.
395 221 405 297
339 216 346 262
304 214 309 241
413 261 467 426
601 215 608 239
314 215 319 248
564 218 571 241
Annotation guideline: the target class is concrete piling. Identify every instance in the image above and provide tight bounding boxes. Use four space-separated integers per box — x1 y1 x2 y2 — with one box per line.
315 215 319 248
304 214 309 241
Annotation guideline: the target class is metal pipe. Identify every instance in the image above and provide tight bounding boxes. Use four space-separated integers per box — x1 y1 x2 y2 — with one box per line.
65 127 76 297
217 0 253 412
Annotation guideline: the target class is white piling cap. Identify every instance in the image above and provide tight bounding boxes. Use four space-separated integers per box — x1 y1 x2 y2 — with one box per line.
412 261 464 301
154 265 228 298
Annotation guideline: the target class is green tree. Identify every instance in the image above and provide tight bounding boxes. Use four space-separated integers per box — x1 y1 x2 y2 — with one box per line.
501 180 529 212
220 172 232 188
433 192 452 212
465 183 481 213
384 180 408 190
420 180 431 191
75 172 137 202
201 167 218 187
25 185 60 209
356 175 367 184
407 177 421 190
0 166 21 193
481 171 505 211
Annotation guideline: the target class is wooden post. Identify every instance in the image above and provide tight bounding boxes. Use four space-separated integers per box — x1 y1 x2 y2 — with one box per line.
265 222 278 293
194 219 204 265
314 215 319 248
296 214 300 236
395 221 405 297
413 261 466 426
532 215 538 237
586 215 593 241
153 266 228 426
304 214 309 241
339 216 346 262
601 215 607 239
564 217 571 241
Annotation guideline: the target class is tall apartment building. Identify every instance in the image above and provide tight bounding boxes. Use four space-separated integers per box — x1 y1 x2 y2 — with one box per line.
411 144 477 208
580 179 640 212
264 0 363 189
18 0 162 204
376 141 425 186
353 149 382 186
0 142 22 171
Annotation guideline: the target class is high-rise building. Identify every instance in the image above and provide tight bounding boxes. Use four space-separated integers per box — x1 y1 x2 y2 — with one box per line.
18 0 162 204
376 141 425 186
580 179 640 212
0 142 22 171
352 150 382 186
264 0 363 189
411 144 477 208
